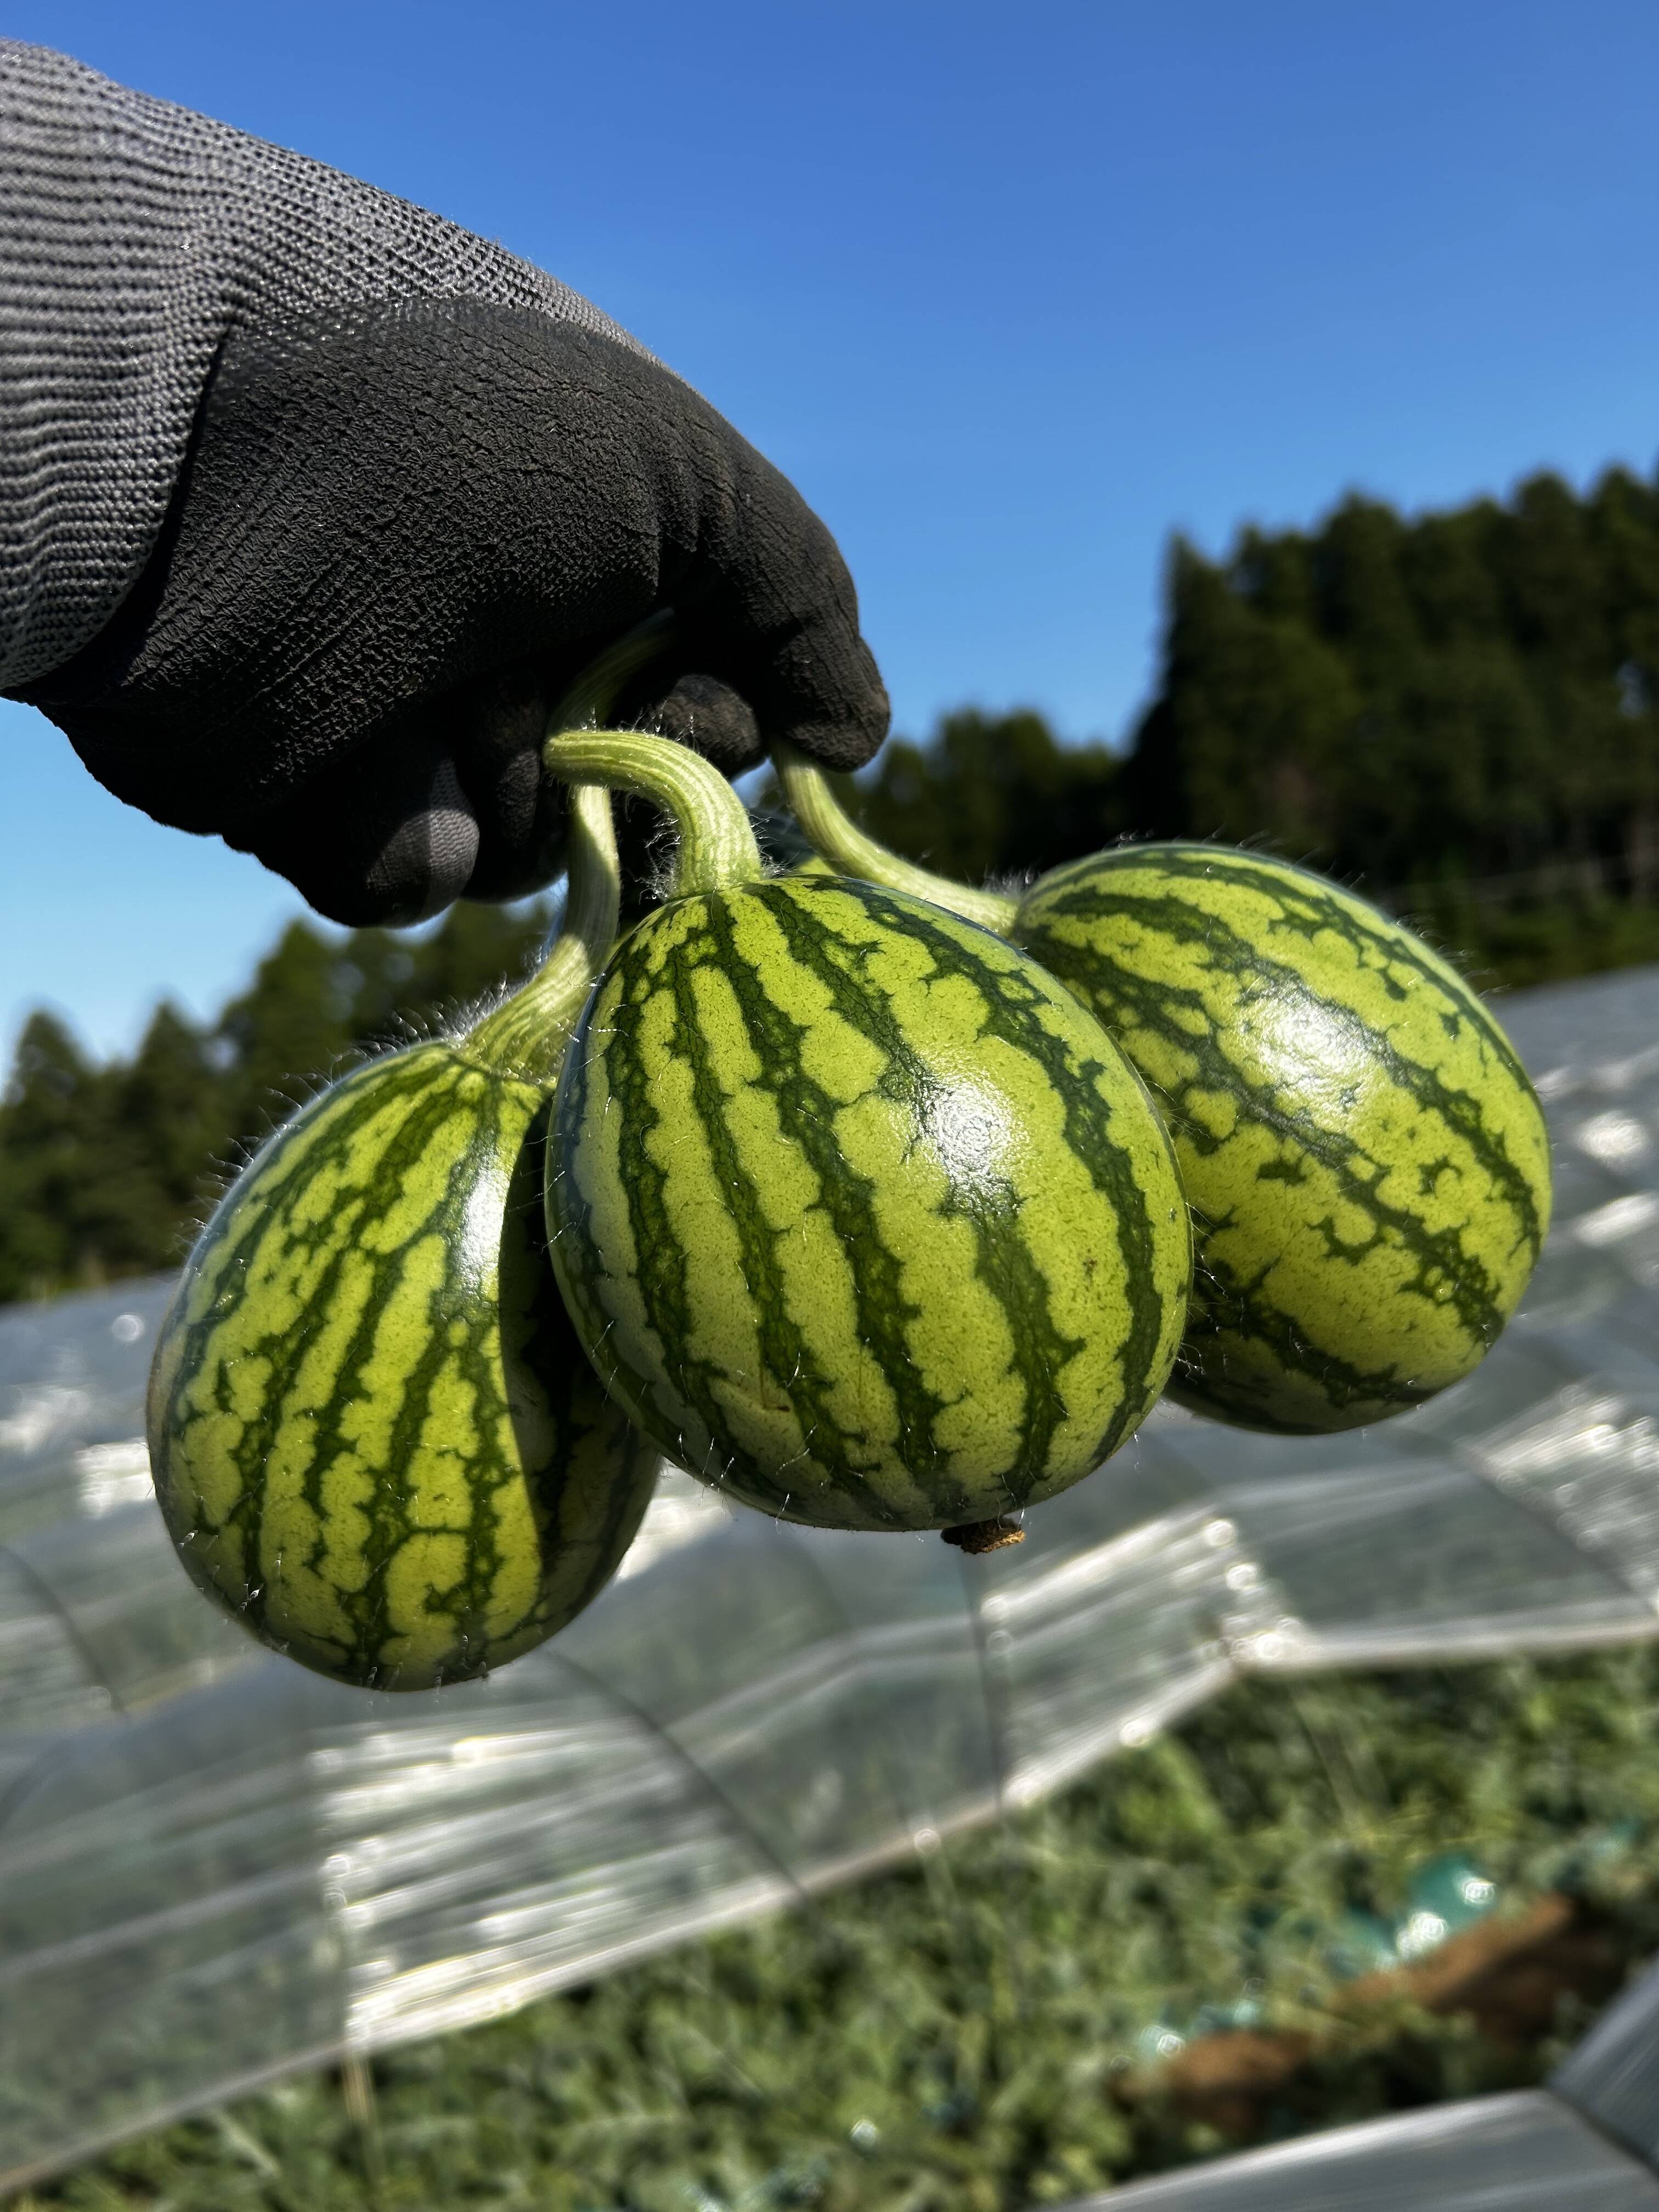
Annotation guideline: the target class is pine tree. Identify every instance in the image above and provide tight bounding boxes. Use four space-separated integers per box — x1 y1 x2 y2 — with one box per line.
0 1013 109 1300
1124 539 1362 859
105 1005 233 1272
387 900 556 1036
859 709 1124 885
0 897 568 1302
1124 464 1659 903
215 921 358 1156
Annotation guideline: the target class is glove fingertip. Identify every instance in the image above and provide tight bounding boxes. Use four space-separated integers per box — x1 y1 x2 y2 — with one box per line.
762 627 889 772
782 721 884 774
362 758 481 924
782 656 890 772
639 673 763 772
232 743 482 927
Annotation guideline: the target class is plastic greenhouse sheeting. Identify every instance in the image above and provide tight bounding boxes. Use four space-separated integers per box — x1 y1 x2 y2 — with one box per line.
1073 2091 1659 2209
8 965 1659 2194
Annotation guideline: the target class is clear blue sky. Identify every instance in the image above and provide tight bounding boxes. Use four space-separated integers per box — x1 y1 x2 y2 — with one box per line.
5 0 1658 1060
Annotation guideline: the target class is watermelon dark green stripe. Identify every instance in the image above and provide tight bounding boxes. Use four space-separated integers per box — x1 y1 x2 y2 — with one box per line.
842 883 1181 1463
1014 843 1553 1433
659 893 956 1521
600 901 943 1526
147 1041 658 1689
1032 896 1521 1344
547 873 1192 1531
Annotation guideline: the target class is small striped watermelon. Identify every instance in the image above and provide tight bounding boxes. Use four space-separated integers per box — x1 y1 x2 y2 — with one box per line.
1013 844 1551 1433
148 1040 658 1690
546 871 1192 1532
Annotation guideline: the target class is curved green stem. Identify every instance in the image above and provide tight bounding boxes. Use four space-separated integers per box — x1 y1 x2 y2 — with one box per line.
461 617 682 1085
544 727 762 898
772 740 1020 936
462 781 620 1084
462 624 769 1080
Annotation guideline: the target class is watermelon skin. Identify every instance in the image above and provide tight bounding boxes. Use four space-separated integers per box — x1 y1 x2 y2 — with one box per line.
546 873 1192 1532
146 1042 658 1691
1014 844 1552 1435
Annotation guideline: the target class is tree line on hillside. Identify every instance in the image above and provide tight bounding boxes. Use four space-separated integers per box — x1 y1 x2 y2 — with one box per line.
857 463 1659 901
7 461 1659 1302
0 901 554 1306
1128 466 1659 897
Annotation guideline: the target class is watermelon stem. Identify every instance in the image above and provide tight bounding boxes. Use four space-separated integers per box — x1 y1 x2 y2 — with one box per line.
774 741 1021 936
462 781 620 1085
544 727 763 898
470 625 772 1078
462 623 689 1084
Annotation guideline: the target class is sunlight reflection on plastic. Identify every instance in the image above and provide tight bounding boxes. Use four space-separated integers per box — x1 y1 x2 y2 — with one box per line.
7 969 1659 2198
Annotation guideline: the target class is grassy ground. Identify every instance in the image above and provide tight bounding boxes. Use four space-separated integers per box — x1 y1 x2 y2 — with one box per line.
19 1643 1659 2211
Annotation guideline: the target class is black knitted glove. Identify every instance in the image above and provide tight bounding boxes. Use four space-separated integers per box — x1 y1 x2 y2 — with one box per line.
0 44 888 923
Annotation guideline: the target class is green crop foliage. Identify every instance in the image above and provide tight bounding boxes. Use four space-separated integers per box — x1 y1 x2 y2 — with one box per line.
21 1644 1659 2210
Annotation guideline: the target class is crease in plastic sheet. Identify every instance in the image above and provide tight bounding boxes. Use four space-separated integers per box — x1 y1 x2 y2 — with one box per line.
9 970 1659 2191
1068 2090 1659 2209
1554 1942 1659 2168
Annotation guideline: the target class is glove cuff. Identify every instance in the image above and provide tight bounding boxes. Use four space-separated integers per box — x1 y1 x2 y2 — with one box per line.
0 39 635 690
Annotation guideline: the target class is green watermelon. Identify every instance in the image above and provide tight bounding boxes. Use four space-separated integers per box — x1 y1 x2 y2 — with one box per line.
546 871 1192 1532
148 1039 658 1690
1012 845 1551 1432
772 747 1554 1436
146 752 658 1692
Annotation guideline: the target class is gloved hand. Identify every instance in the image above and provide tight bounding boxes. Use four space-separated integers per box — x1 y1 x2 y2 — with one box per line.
1 43 888 924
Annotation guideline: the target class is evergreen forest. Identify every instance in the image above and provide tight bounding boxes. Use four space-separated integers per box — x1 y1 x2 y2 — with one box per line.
859 464 1659 923
7 461 1659 1305
0 902 556 1306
